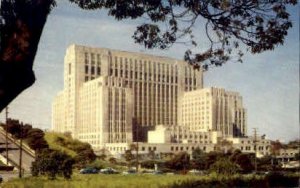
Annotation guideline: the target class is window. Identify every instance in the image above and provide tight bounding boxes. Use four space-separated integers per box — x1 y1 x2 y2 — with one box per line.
85 65 89 74
85 53 88 64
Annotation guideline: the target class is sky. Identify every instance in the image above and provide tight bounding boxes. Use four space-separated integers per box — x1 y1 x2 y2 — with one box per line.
0 1 299 142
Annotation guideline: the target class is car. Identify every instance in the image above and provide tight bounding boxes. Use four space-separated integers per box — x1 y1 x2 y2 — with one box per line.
152 170 164 175
188 169 205 175
141 170 154 174
122 169 137 175
100 167 119 174
79 168 99 174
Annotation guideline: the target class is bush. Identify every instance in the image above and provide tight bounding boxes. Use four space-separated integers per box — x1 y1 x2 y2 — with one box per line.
31 149 75 179
165 152 190 172
55 136 96 168
209 158 240 175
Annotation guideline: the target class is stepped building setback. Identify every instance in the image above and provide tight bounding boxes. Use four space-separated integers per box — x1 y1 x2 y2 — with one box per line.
52 44 203 148
52 44 269 157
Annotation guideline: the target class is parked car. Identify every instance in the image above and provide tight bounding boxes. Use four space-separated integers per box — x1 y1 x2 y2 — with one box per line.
79 167 99 174
141 170 154 174
100 167 119 174
152 170 164 175
122 169 137 175
188 169 205 175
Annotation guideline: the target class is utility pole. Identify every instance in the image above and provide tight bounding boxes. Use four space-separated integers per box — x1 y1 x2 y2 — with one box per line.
5 107 8 165
19 122 23 178
253 128 258 173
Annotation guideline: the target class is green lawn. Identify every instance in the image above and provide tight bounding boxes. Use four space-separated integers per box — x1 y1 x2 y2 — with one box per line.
1 174 200 188
2 173 299 188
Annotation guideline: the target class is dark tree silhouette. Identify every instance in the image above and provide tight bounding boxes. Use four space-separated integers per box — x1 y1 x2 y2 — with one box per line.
0 0 297 112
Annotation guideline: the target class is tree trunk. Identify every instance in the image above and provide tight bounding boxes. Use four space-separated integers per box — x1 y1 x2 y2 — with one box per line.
0 0 55 112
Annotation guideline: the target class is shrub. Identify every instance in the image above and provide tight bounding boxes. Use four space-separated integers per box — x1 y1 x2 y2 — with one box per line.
209 158 240 175
31 149 75 179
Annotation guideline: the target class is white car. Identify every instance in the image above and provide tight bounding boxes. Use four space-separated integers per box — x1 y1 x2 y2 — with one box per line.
100 167 119 174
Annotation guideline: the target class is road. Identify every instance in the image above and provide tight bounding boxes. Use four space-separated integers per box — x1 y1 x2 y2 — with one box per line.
0 132 35 172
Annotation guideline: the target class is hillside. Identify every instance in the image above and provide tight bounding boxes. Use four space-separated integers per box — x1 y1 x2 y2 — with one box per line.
44 132 96 167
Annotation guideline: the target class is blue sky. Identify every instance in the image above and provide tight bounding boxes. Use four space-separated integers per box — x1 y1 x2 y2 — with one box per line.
0 1 299 142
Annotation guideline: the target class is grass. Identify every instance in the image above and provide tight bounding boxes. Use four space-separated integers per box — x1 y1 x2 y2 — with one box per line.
2 173 299 188
44 132 77 157
1 174 200 188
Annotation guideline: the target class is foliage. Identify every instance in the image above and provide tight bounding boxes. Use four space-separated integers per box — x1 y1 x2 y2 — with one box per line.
0 0 57 111
230 150 254 173
2 119 23 138
148 150 156 160
68 0 297 69
204 151 224 169
286 139 300 149
165 152 190 171
191 147 207 170
1 119 49 151
271 140 284 155
31 149 75 180
45 132 96 168
108 157 117 164
25 128 49 151
295 152 300 160
140 160 164 169
124 149 134 164
0 0 297 112
209 158 240 175
257 155 279 171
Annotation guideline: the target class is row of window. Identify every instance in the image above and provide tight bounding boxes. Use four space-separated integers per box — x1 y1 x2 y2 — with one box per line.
111 56 181 76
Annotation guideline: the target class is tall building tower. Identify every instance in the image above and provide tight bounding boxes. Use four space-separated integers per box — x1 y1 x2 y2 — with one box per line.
178 87 247 137
52 44 203 148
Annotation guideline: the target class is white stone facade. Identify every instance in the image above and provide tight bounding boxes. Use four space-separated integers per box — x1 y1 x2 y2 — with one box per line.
227 137 271 157
148 125 221 144
52 44 203 148
52 45 254 153
178 87 247 137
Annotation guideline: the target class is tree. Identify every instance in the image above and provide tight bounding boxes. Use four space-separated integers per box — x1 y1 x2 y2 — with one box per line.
205 151 224 169
108 157 117 164
52 135 96 168
32 149 75 179
230 150 254 173
124 149 134 167
148 150 156 160
191 147 207 170
271 140 284 156
0 0 297 111
209 158 240 175
165 152 190 172
25 128 49 151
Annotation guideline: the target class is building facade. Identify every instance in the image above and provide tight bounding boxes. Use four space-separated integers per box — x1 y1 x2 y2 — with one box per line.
148 125 221 144
178 87 247 137
52 44 203 148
